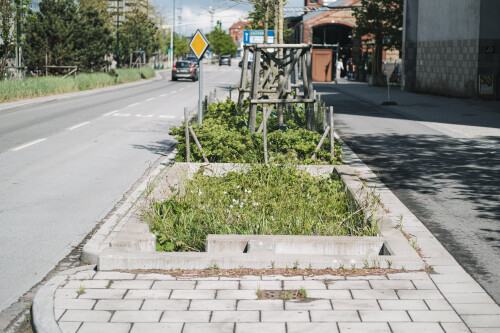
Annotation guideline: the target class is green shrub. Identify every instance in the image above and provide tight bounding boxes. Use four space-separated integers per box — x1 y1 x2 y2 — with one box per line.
170 99 343 165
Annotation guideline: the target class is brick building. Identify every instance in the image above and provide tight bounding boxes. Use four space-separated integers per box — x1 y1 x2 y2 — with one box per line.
229 20 251 44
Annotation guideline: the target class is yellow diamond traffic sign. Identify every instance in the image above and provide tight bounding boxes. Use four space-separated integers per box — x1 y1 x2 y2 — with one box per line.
189 30 210 60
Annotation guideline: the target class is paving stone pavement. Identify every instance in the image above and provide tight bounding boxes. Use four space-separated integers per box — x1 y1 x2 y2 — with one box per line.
47 269 500 333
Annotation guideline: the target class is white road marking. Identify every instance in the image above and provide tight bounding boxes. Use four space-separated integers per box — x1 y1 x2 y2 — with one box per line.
128 102 140 107
160 93 167 97
113 113 131 117
103 110 120 116
135 114 153 118
159 115 175 119
171 91 177 94
146 97 156 102
67 121 90 130
179 88 185 91
11 138 47 151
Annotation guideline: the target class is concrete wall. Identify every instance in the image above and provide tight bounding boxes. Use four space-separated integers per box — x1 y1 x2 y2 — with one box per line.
402 0 418 91
480 0 500 39
412 0 482 97
417 0 480 41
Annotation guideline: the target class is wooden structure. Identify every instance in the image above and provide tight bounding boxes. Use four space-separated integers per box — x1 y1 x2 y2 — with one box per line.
237 43 316 133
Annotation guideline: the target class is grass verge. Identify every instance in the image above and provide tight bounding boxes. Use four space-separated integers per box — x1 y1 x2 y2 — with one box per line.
0 68 155 103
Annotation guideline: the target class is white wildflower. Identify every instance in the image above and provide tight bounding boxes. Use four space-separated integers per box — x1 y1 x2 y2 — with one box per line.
232 199 239 204
198 189 202 196
229 205 233 209
223 191 227 195
252 202 259 207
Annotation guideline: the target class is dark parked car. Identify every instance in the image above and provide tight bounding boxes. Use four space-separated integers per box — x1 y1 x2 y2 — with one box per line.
238 60 252 69
219 55 231 66
183 56 199 65
172 61 198 81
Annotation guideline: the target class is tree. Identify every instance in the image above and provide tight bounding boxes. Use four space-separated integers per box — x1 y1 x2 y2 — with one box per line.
173 33 189 58
119 8 159 64
207 27 237 56
0 0 30 78
24 0 79 72
353 0 403 84
73 0 114 71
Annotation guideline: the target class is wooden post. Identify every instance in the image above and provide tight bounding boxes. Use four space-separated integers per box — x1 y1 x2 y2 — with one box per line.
45 53 48 76
257 105 272 133
330 106 335 159
189 126 209 163
184 107 190 163
263 106 268 164
249 48 262 133
322 100 327 132
237 47 250 111
311 125 330 160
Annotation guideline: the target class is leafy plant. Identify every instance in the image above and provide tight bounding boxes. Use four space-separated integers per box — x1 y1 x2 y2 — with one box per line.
169 99 343 165
147 164 377 252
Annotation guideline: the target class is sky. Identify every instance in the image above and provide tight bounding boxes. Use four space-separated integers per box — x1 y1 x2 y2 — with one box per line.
153 0 305 35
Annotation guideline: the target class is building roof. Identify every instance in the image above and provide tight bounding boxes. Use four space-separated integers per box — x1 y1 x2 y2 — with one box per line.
229 20 250 30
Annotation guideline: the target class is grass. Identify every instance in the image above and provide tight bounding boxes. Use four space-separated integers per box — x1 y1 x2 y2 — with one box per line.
146 164 378 252
0 68 155 103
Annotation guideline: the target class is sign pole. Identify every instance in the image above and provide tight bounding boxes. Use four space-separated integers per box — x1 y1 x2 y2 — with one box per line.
199 57 203 124
189 29 210 125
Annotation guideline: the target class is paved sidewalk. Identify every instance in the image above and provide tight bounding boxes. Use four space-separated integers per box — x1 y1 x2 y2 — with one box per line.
48 268 498 333
324 80 500 145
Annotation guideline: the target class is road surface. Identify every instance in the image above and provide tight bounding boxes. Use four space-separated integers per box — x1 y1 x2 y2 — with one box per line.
0 64 241 313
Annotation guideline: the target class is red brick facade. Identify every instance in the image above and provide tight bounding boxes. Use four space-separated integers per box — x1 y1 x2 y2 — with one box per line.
229 20 251 44
302 0 360 44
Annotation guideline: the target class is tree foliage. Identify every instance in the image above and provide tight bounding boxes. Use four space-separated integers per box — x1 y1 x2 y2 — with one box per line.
353 0 403 82
353 0 403 51
119 8 159 64
1 0 30 78
24 0 113 72
207 27 237 56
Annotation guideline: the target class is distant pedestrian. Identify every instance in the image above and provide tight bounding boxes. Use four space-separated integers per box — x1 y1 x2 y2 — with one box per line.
336 58 344 81
347 58 354 81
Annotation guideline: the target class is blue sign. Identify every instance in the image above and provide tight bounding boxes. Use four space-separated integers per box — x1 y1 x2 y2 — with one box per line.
243 30 274 44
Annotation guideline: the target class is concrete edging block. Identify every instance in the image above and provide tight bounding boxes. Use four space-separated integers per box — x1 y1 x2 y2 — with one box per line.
96 162 424 271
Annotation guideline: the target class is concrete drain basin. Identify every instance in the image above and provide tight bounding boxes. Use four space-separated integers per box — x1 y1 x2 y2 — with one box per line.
96 163 424 270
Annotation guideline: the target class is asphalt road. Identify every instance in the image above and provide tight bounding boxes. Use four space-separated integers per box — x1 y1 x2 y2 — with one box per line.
0 64 240 312
316 82 500 304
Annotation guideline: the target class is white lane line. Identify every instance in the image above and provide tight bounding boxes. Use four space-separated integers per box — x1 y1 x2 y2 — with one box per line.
159 115 175 119
136 114 153 118
104 110 120 116
113 113 131 117
11 138 47 151
160 93 167 97
128 102 140 107
179 88 185 91
146 97 156 102
171 91 177 94
67 121 90 130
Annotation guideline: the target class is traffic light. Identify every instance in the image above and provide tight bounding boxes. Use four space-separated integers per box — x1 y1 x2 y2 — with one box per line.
216 20 221 28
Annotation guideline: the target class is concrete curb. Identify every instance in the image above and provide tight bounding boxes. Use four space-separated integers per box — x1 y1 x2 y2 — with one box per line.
81 150 177 264
31 265 96 333
0 69 168 114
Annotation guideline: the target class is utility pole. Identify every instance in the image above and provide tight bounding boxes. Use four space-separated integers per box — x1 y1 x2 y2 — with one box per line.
16 0 21 76
169 0 175 68
116 0 120 68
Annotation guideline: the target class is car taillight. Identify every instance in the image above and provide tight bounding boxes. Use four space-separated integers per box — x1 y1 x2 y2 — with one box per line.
173 64 177 71
190 64 194 72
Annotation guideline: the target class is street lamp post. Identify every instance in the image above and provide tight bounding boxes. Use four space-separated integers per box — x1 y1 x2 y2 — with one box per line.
170 0 175 68
116 0 120 68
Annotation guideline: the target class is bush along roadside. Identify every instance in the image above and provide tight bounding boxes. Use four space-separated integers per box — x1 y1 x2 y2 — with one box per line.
169 99 343 165
146 164 377 252
0 67 155 103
